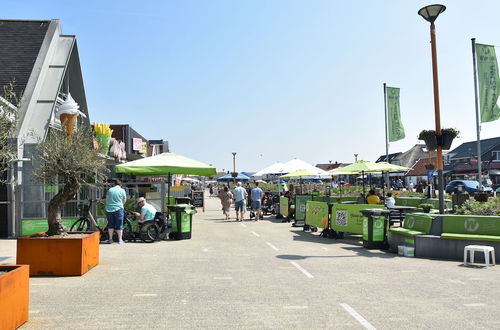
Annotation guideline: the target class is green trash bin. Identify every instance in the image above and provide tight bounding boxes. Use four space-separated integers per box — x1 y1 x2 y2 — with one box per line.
168 204 197 240
361 208 391 249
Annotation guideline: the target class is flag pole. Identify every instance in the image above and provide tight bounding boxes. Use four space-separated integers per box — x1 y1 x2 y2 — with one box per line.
471 38 483 189
383 83 390 188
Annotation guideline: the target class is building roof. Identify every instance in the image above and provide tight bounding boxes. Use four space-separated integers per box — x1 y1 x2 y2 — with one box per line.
447 136 500 160
393 144 436 169
0 20 50 100
375 152 402 163
406 157 436 176
315 162 344 171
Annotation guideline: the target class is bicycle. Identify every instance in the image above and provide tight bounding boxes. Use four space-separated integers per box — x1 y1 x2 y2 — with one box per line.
70 199 107 241
70 200 134 242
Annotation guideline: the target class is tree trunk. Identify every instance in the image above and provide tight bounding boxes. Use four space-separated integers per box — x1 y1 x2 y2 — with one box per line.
46 178 80 236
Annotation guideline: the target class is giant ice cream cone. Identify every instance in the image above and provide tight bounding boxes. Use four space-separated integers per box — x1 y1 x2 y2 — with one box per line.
57 93 86 136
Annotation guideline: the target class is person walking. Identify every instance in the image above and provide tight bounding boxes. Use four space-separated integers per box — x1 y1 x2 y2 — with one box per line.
251 182 264 221
233 182 248 221
218 185 233 220
105 179 127 244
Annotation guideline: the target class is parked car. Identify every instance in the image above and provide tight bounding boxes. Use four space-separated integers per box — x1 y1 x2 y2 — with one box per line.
445 180 493 195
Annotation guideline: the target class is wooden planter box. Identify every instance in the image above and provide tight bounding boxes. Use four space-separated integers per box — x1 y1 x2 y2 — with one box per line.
17 231 99 276
0 265 29 329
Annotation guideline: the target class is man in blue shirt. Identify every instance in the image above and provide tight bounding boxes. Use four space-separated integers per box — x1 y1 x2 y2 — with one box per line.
233 182 248 221
133 197 157 232
251 182 264 221
105 179 127 244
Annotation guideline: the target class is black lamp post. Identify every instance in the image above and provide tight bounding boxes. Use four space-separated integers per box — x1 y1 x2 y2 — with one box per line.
418 4 446 214
231 152 237 185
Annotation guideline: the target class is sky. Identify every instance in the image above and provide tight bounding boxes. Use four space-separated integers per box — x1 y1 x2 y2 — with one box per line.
4 0 500 172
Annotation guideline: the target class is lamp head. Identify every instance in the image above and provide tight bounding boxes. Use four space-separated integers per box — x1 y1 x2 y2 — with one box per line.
418 4 446 23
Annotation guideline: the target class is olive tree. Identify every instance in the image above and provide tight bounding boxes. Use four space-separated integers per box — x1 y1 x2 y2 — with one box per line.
32 125 108 236
0 81 19 182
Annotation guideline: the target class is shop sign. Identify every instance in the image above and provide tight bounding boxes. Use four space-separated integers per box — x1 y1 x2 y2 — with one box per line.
140 141 147 154
132 138 143 151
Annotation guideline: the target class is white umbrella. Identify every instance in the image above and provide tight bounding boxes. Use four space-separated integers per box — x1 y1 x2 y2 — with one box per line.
282 159 330 178
252 162 287 177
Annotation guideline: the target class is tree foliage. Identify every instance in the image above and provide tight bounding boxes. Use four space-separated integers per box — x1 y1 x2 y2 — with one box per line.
0 81 19 181
32 125 109 235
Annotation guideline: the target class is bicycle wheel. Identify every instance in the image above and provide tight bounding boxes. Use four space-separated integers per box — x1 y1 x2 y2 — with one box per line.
122 220 134 242
140 222 159 243
70 218 90 232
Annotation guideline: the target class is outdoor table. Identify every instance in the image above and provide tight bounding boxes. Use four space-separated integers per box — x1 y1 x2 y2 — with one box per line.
387 206 417 227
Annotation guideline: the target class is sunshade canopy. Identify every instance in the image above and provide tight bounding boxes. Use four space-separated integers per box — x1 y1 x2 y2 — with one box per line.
280 169 318 178
217 172 251 181
371 162 411 173
328 160 383 175
115 152 216 176
253 162 287 177
282 159 329 177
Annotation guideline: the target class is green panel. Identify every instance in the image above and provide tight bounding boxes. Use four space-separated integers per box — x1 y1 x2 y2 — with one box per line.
171 212 178 232
403 213 433 234
425 198 452 210
279 197 289 217
373 216 385 241
305 201 329 228
404 237 415 246
442 215 500 235
395 197 423 207
331 204 384 235
441 233 500 242
295 195 312 221
21 218 78 236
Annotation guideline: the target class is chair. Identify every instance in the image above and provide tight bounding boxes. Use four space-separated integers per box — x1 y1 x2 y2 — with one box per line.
464 245 496 267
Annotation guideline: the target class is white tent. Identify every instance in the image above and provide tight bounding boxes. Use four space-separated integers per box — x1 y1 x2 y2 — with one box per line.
282 159 330 178
252 162 287 177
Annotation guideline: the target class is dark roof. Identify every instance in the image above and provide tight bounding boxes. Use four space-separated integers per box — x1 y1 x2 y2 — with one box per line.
448 137 500 160
375 152 402 163
316 162 343 171
406 157 436 176
0 20 50 101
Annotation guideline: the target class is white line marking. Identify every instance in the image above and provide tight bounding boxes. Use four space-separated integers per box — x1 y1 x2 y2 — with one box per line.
240 223 247 228
464 303 485 307
133 293 158 297
283 305 308 309
322 247 329 251
251 231 260 237
401 270 417 273
213 277 233 280
290 261 313 278
202 248 209 252
340 303 376 330
448 279 465 285
266 242 279 251
31 283 52 286
29 310 40 314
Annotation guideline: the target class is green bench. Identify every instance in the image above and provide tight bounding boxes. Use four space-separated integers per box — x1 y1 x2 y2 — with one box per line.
441 215 500 242
389 213 434 238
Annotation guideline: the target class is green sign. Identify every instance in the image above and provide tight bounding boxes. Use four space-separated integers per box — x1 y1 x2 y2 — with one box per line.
295 195 312 221
373 216 385 242
387 86 405 142
476 43 500 123
305 201 329 228
280 197 289 217
442 215 500 235
332 204 384 235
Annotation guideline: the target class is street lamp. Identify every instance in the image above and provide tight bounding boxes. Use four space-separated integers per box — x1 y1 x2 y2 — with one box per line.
354 154 358 162
231 152 237 185
418 4 446 214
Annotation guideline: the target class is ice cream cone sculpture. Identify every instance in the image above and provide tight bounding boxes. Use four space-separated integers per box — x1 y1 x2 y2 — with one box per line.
57 93 86 136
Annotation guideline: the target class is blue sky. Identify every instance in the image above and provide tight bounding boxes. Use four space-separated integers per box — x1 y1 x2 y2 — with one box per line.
4 0 500 172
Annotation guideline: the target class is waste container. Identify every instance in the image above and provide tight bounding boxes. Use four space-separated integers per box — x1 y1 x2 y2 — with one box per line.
168 204 197 240
175 197 191 204
361 208 391 249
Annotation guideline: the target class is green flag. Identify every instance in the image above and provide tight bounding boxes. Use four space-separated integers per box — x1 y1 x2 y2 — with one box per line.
476 43 500 123
386 87 405 142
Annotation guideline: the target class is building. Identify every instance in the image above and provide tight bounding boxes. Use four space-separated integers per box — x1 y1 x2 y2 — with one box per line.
0 19 92 237
446 137 500 188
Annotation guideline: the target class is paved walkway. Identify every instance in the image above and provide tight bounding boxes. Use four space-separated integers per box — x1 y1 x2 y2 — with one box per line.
1 195 500 329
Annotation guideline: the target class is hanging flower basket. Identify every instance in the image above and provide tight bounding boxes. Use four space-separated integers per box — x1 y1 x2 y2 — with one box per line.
418 130 438 151
440 128 460 150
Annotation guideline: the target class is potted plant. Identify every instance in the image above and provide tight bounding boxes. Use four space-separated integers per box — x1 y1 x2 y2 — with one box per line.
0 265 29 329
418 129 438 151
440 128 460 150
418 203 433 213
16 126 109 276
